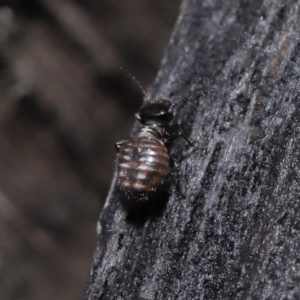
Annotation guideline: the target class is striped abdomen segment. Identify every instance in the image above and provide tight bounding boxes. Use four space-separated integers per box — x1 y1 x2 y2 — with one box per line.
117 135 169 192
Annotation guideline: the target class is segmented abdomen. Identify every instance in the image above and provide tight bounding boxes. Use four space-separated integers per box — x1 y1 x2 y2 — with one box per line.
117 135 169 192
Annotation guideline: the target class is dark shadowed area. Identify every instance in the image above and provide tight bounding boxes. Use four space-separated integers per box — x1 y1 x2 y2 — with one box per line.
0 0 180 299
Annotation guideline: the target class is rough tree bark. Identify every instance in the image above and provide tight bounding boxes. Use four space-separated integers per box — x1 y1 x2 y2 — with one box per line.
84 0 300 299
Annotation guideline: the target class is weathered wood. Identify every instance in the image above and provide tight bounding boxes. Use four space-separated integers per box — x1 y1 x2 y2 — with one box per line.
84 0 300 299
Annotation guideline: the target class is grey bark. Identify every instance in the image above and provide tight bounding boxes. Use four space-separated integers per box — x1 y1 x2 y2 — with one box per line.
83 0 300 299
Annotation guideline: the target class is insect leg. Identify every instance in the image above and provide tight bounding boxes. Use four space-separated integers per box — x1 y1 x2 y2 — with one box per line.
115 140 127 153
178 122 193 146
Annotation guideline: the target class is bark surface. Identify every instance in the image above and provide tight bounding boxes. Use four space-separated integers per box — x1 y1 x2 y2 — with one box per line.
84 0 300 299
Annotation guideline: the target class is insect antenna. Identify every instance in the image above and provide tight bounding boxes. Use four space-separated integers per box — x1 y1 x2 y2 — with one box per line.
120 66 146 96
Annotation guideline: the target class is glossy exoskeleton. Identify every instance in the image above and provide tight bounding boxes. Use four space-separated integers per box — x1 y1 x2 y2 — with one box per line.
116 98 176 211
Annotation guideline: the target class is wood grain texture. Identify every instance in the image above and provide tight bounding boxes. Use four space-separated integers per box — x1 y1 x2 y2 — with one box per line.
84 0 300 299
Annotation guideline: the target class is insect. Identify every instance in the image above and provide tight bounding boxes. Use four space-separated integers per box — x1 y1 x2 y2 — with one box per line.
115 69 191 214
115 96 190 214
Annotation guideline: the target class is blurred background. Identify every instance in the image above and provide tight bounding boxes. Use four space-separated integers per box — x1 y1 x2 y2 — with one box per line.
0 0 181 299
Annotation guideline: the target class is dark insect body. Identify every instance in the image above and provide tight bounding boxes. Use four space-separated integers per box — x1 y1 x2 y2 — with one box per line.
117 136 169 192
116 98 174 206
